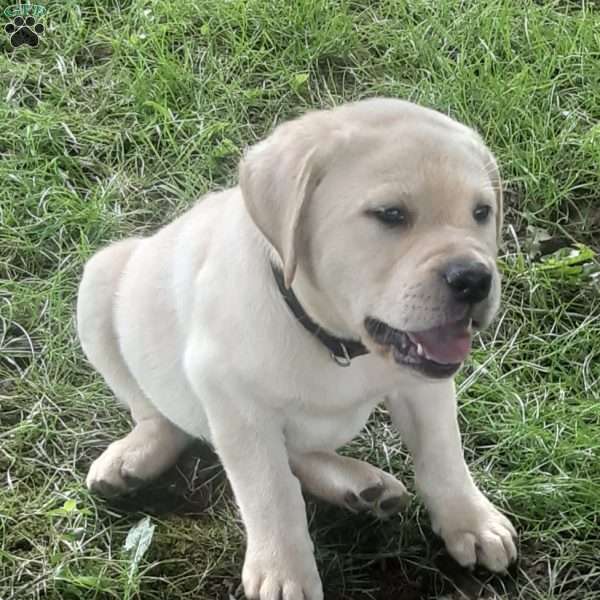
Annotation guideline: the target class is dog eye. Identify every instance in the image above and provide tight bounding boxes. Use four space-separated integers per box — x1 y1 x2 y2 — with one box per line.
473 204 492 224
369 207 410 227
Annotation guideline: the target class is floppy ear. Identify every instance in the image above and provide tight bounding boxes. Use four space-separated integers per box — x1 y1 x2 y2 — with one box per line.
239 117 327 288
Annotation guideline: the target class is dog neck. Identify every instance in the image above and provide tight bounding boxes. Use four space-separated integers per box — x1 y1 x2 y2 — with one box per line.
271 265 369 366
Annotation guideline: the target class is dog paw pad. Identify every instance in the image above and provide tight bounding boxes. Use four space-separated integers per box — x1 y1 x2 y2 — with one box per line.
359 484 384 502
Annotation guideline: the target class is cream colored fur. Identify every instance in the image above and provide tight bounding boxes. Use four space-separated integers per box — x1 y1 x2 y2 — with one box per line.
78 98 516 600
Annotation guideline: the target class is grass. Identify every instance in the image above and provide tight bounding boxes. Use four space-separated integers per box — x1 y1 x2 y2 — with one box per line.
1 0 599 598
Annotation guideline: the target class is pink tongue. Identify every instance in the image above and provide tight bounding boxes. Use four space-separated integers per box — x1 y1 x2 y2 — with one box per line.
410 322 472 364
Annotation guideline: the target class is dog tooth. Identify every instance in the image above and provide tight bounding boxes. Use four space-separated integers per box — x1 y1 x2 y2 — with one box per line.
416 343 424 357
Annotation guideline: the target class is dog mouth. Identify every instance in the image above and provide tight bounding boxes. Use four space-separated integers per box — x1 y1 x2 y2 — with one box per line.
364 316 474 378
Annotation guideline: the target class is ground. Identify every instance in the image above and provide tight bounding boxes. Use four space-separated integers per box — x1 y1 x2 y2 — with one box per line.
1 1 599 599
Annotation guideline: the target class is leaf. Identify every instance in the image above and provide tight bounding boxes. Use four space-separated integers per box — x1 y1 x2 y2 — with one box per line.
213 138 238 158
535 243 599 283
123 516 155 580
292 72 309 90
62 499 78 513
47 498 90 517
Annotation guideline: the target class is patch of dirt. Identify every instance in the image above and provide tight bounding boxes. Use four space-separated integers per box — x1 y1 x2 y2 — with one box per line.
370 559 426 600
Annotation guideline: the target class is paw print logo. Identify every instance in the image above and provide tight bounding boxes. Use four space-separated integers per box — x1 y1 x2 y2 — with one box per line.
5 15 44 48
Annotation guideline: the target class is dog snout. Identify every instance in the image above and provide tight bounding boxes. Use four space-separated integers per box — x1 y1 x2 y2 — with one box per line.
443 259 492 304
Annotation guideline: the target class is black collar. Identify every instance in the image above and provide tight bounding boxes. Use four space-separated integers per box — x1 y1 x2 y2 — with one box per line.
272 265 369 366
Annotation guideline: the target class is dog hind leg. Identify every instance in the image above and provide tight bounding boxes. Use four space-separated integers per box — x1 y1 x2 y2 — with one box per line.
77 239 190 497
289 451 411 518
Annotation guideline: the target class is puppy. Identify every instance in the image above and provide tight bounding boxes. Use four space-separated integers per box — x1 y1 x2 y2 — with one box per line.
78 98 517 600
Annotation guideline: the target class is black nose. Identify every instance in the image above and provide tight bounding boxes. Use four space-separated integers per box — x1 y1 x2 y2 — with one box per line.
443 260 492 303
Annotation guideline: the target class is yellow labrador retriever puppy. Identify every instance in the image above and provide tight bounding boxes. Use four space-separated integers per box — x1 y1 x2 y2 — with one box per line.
78 98 517 600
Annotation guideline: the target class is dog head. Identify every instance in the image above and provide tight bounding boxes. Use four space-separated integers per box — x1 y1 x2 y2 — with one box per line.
240 98 503 379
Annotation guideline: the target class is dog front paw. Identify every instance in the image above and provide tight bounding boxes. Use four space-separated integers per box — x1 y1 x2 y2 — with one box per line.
242 542 323 600
432 491 517 572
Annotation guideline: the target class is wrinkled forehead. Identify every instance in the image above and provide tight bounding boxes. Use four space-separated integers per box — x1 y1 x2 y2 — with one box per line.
324 122 495 213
